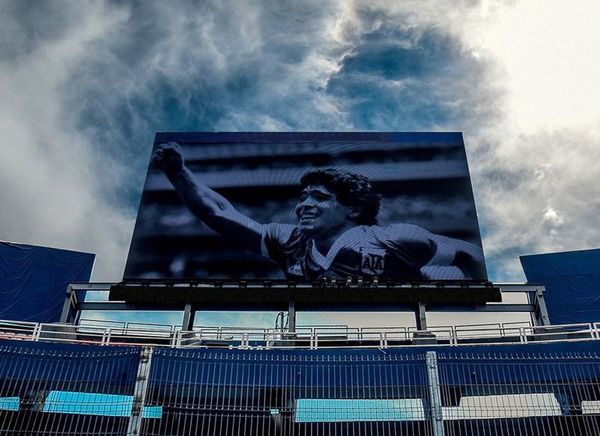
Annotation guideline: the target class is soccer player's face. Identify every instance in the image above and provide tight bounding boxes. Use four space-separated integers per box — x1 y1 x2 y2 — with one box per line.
295 185 354 238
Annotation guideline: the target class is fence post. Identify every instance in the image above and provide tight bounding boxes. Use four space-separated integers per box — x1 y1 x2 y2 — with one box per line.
533 287 551 326
171 330 180 348
426 351 445 436
32 323 42 341
416 302 428 330
127 346 153 436
181 303 195 331
59 284 74 324
288 299 296 333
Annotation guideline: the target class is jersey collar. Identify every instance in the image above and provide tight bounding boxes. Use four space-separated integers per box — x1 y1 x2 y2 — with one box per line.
308 227 365 270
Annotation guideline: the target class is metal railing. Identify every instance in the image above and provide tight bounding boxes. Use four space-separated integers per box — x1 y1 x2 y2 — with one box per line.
0 319 598 350
79 318 178 333
1 341 600 435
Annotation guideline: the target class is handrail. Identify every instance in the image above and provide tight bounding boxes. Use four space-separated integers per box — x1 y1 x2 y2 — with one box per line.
0 318 597 350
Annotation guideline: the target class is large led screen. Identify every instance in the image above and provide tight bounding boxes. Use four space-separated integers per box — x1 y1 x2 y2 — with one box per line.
125 132 487 281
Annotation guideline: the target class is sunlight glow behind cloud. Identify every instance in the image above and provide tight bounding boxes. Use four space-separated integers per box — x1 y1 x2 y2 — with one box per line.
479 0 600 132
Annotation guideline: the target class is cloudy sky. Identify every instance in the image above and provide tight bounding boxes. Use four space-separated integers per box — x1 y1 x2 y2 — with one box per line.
1 0 599 290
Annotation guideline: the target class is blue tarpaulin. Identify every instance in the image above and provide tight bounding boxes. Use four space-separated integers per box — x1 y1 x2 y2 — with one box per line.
149 341 600 390
0 242 95 323
0 340 140 394
0 341 138 435
521 248 600 324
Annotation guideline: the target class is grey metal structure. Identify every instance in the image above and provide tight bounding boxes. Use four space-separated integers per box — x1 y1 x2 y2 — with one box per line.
1 318 598 349
60 282 551 331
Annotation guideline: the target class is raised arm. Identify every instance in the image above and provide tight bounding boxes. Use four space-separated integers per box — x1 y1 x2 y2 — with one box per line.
153 142 264 251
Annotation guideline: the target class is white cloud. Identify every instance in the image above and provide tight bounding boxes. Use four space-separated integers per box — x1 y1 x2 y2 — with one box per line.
1 0 599 291
543 207 563 226
0 1 133 280
368 0 600 279
465 2 600 278
477 0 600 133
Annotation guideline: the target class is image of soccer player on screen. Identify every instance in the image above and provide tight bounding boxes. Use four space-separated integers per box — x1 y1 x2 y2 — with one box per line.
153 142 486 281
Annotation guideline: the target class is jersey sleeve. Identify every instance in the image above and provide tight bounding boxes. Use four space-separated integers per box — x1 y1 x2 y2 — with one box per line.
423 234 487 279
373 224 436 266
261 223 298 261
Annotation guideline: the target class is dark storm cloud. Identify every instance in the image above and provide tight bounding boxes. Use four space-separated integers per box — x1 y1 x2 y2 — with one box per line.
0 0 79 60
4 0 596 282
1 0 502 279
62 0 497 160
327 28 482 129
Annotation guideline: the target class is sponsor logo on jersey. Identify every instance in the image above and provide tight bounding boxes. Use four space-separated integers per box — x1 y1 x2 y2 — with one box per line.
360 248 386 275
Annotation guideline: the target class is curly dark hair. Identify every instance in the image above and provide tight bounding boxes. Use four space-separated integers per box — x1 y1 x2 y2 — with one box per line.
300 169 381 225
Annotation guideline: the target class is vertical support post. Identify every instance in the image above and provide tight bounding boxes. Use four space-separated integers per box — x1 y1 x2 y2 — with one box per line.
533 287 551 326
127 346 153 436
416 302 428 331
288 299 296 333
59 284 74 324
181 303 195 331
426 351 445 436
31 323 42 341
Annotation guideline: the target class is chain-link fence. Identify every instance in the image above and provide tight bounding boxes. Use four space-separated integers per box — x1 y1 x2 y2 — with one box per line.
1 339 600 435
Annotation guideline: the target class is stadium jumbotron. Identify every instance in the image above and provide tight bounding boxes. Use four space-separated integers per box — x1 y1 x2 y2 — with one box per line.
1 132 600 436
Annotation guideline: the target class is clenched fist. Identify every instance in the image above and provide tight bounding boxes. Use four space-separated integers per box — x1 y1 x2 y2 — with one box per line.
152 142 185 175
